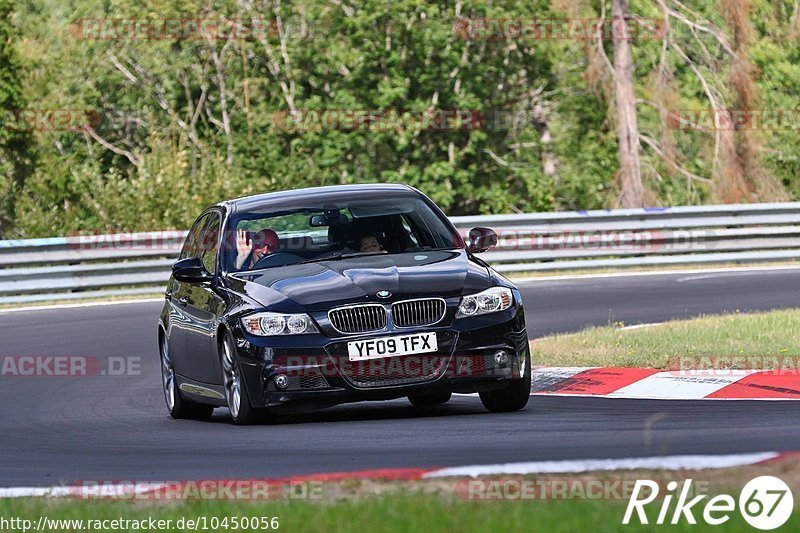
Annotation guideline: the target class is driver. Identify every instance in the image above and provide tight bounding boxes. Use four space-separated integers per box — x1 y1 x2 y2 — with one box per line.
235 228 279 270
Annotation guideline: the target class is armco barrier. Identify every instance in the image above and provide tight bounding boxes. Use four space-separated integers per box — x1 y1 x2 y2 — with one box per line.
1 203 799 304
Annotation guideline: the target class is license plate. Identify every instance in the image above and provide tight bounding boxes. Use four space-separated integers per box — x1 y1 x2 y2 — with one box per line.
347 332 438 361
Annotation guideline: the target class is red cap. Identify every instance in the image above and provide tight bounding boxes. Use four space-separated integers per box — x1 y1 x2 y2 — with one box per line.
251 228 279 252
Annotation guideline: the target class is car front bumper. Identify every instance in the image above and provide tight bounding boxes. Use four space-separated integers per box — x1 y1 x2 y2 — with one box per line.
233 305 529 411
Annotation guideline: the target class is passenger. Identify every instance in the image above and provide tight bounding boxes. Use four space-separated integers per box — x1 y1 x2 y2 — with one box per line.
235 228 279 270
358 234 382 253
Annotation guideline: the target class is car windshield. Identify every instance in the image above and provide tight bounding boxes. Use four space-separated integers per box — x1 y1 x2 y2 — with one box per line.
225 196 462 272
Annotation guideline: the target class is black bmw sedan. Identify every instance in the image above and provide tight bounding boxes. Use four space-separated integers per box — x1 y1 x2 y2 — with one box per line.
158 184 530 424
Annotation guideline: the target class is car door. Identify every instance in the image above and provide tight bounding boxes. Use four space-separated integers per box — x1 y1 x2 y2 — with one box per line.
182 211 227 384
168 213 209 377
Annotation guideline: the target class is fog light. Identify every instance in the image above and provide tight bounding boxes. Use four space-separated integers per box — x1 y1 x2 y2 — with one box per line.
493 350 510 365
274 374 290 389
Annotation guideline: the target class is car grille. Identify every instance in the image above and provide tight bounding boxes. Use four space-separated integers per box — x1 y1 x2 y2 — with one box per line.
328 304 387 334
392 299 446 328
266 370 329 392
456 355 488 377
340 356 449 388
297 371 329 390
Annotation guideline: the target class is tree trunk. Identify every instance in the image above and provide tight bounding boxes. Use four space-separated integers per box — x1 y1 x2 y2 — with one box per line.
612 0 644 208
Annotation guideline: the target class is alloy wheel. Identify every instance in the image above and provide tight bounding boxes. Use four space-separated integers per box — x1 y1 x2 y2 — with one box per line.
160 336 175 411
221 338 241 419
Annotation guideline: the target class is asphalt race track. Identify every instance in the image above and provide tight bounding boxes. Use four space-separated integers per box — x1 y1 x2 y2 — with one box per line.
1 267 799 486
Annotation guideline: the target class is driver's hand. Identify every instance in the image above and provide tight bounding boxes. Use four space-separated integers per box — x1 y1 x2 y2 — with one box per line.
235 229 250 269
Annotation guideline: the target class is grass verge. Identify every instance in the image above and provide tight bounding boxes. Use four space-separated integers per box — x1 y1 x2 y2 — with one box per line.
2 482 798 533
1 429 797 532
530 308 800 368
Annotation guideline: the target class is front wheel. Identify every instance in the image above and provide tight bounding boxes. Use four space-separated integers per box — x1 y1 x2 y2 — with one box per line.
479 353 531 412
221 332 265 425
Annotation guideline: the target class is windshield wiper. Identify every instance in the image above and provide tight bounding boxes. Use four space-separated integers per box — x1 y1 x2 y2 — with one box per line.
421 246 460 252
339 250 389 259
296 250 388 265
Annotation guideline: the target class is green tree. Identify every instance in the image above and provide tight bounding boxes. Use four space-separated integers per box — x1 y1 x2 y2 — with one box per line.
9 0 800 237
0 0 34 237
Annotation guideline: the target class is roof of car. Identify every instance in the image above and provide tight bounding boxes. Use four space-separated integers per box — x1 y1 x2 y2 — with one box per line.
220 183 422 213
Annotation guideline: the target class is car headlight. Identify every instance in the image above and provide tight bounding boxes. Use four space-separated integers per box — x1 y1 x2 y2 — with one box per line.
456 287 513 318
241 312 319 335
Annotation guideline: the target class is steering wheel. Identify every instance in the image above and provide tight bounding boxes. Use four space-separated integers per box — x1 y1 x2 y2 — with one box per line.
313 249 349 261
251 251 303 269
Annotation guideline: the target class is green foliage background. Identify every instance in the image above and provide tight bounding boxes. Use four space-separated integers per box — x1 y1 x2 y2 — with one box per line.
2 0 799 237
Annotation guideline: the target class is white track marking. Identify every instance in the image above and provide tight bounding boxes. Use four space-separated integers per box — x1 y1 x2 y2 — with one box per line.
0 487 76 498
0 482 169 499
529 367 595 394
514 265 800 283
616 322 663 331
423 452 781 478
607 370 757 400
0 452 785 497
0 298 162 315
676 271 786 282
533 367 595 377
530 392 792 401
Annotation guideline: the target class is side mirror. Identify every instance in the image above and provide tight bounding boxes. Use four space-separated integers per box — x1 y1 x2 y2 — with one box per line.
466 227 498 253
172 257 213 283
309 214 329 227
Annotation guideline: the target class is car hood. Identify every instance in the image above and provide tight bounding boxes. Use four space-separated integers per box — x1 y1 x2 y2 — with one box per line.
226 250 492 311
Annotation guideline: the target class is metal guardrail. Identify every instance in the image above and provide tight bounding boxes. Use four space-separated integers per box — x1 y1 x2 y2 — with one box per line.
2 202 800 304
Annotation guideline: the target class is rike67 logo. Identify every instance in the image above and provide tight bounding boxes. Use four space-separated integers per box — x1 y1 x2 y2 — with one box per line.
623 476 794 530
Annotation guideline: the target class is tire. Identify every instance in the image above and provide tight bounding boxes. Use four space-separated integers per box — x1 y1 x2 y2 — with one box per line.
220 332 264 425
160 334 214 420
408 390 452 407
479 352 531 413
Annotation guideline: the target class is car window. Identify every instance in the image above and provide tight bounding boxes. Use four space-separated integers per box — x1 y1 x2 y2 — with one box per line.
199 214 221 274
180 214 209 260
227 197 460 271
400 214 421 247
